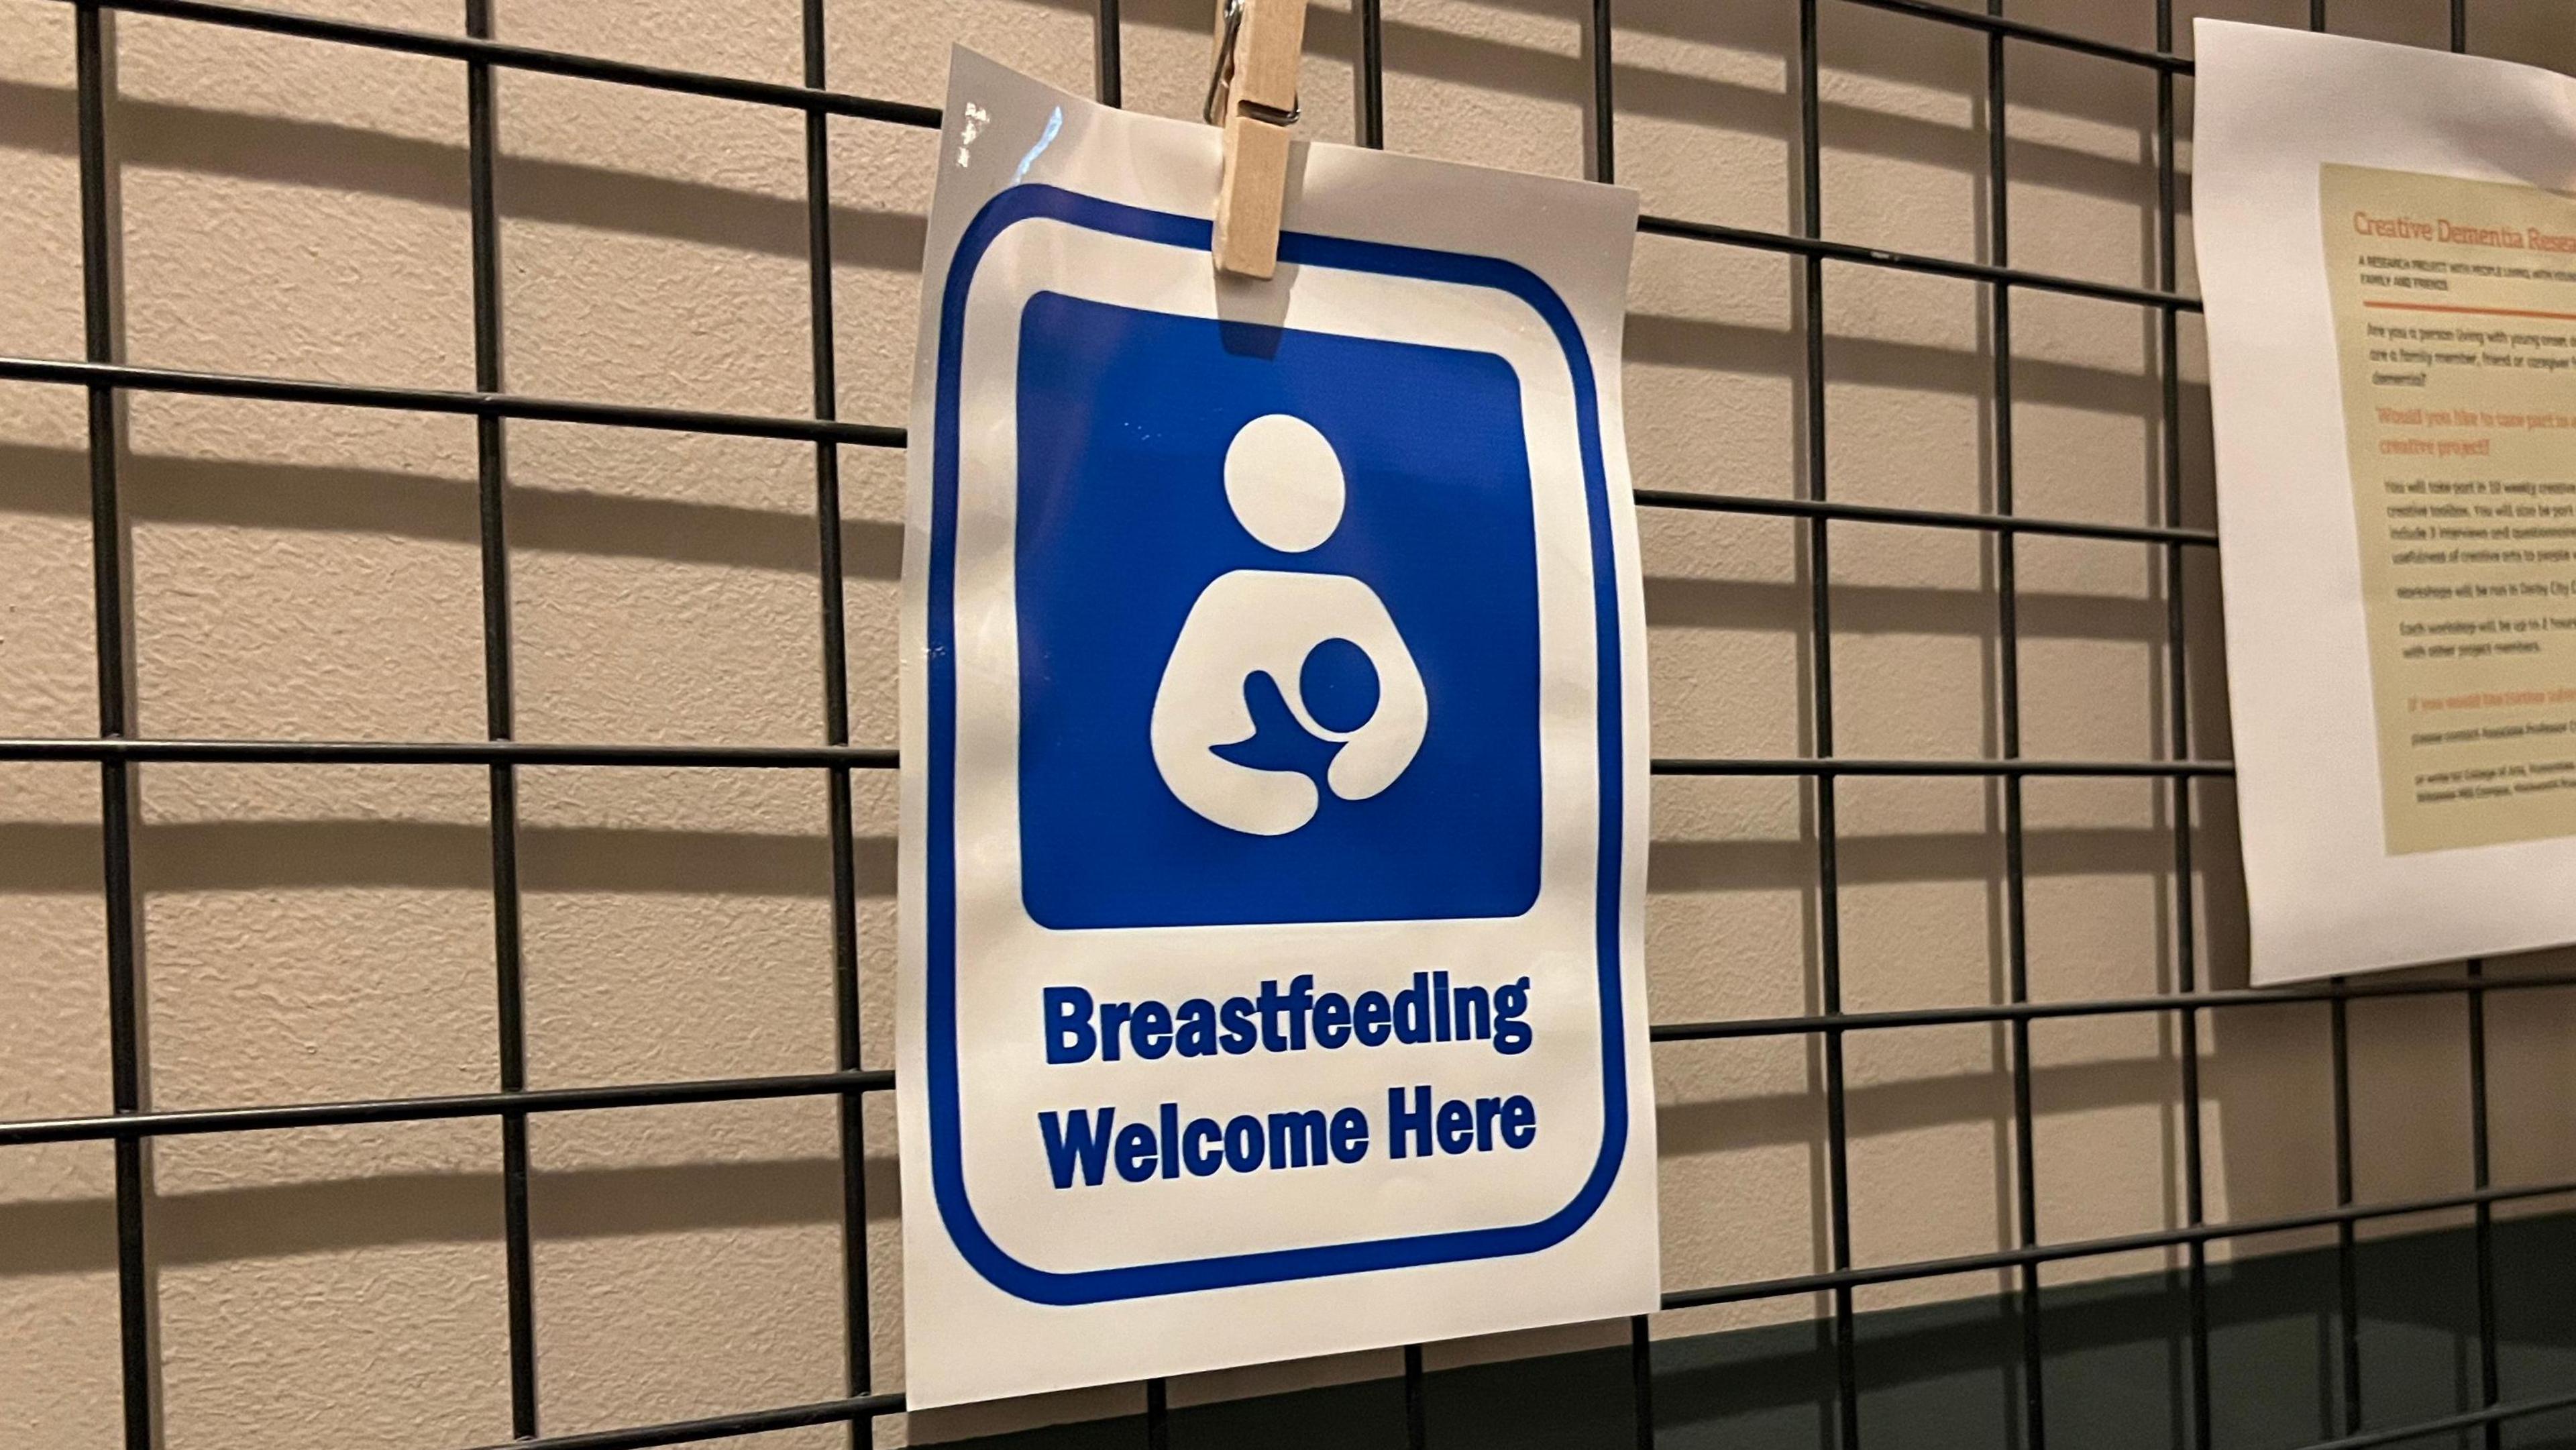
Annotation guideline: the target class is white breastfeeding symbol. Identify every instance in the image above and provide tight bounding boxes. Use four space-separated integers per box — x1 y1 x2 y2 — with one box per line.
1150 414 1430 837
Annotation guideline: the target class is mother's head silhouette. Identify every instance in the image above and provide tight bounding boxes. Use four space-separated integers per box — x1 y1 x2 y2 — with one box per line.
1226 413 1345 554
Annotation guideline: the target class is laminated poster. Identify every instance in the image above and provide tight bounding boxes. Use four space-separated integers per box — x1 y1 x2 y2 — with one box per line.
895 51 1658 1407
2198 21 2576 982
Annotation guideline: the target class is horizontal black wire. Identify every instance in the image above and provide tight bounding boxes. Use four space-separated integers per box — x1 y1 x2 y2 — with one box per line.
13 965 2563 1149
0 356 904 448
36 0 2204 317
460 1386 2576 1450
446 1365 2576 1450
440 1331 2576 1450
0 1070 891 1147
33 0 943 126
460 1392 906 1450
1654 754 2232 778
1652 966 2576 1043
1831 0 2191 74
0 735 896 769
1635 487 2216 547
0 735 2229 778
2300 1385 2576 1450
425 1382 2576 1450
1660 1174 2576 1311
1638 212 2198 313
437 1376 2576 1450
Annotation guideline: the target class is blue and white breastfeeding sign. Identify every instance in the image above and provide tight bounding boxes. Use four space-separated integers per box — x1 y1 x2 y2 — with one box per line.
898 51 1657 1408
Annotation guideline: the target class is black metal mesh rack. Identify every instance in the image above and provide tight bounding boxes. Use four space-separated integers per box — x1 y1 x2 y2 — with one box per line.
3 0 2573 1447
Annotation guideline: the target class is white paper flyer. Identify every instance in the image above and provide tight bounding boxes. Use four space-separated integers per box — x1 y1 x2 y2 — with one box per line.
894 51 1658 1407
2198 21 2576 982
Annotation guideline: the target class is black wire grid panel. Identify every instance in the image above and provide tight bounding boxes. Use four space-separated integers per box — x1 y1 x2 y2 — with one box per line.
5 1 2570 1448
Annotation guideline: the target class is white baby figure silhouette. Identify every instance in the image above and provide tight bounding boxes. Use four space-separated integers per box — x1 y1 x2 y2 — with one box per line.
1150 413 1429 837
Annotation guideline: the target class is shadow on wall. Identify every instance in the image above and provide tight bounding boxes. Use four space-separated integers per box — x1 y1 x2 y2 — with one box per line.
0 1156 903 1282
0 816 896 897
1083 0 2178 174
0 411 906 582
0 79 930 273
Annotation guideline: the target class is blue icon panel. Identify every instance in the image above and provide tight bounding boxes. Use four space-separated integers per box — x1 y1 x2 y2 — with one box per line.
1014 291 1544 930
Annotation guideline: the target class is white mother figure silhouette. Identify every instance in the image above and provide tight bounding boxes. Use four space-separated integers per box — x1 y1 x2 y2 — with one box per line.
1149 413 1430 837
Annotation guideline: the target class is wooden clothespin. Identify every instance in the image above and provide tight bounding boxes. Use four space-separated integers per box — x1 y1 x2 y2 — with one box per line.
1205 0 1307 278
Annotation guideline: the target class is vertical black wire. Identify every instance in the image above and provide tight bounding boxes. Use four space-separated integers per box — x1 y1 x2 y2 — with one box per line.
1795 3 1860 1447
1629 1314 1654 1450
1984 8 2045 1448
2152 5 2209 1449
461 0 535 1435
74 10 152 1450
1362 3 1402 1433
800 0 873 1429
1404 1342 1428 1449
1113 24 1159 1450
2446 21 2493 1446
1099 15 1149 1444
1110 21 1168 1450
1099 17 1173 1448
2331 987 2363 1434
1587 1 1643 1441
1373 7 1406 1433
1356 0 1383 148
2466 958 2500 1450
1093 0 1121 107
1588 0 1614 184
2290 9 2365 1437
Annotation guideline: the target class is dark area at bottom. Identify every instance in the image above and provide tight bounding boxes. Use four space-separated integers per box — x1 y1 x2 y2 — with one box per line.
951 1210 2576 1449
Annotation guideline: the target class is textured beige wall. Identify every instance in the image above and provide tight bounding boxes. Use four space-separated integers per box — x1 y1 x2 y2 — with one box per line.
3 0 2574 1447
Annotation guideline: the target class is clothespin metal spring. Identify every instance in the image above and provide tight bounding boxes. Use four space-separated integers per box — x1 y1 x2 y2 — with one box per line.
1204 0 1307 279
1205 0 1300 128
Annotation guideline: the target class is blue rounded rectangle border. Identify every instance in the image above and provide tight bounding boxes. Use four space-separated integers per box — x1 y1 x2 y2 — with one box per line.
924 183 1633 1306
